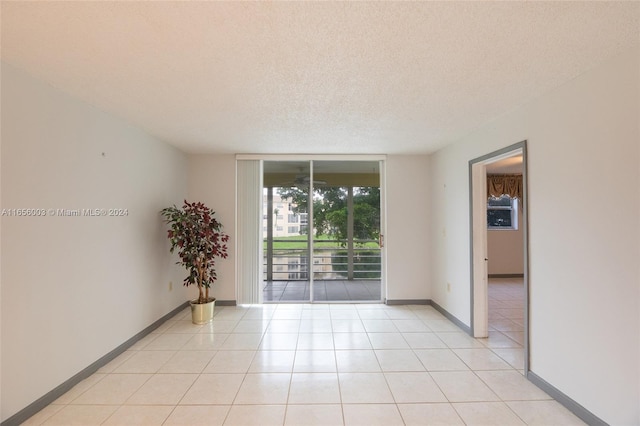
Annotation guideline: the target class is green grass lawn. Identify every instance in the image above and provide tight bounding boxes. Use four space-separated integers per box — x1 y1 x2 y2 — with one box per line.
264 235 379 250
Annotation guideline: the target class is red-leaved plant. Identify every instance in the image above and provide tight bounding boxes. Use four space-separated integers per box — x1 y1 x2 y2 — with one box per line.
161 201 229 304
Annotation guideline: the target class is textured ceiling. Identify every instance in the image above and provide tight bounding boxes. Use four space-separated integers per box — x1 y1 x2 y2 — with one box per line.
486 155 523 174
1 1 638 154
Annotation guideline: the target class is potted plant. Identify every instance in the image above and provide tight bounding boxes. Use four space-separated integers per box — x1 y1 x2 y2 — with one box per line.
161 200 229 324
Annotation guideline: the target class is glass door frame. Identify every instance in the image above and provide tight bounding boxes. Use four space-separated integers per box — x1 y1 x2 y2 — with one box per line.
239 154 387 304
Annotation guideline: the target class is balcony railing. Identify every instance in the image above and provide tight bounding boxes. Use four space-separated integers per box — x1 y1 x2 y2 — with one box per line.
263 238 381 281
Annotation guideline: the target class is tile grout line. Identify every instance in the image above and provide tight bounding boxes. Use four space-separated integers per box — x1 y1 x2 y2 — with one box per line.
32 298 586 425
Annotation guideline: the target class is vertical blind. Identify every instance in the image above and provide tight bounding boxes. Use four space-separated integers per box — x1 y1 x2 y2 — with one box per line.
236 160 263 304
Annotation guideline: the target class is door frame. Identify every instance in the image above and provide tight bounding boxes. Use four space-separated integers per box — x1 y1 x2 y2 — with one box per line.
468 140 530 373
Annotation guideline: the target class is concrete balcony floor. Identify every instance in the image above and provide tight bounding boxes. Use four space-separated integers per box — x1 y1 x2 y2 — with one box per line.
263 280 382 302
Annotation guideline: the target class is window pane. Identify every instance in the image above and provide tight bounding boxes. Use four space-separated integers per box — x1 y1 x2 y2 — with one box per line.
488 196 512 207
488 209 512 227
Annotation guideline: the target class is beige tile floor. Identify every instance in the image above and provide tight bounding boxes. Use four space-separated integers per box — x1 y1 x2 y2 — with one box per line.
23 279 585 425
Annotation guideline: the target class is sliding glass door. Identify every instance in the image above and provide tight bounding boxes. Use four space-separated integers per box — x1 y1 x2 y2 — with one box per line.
262 159 382 303
312 161 381 302
263 161 311 302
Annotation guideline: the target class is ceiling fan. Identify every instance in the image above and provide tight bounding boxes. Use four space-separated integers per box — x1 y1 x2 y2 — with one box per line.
269 165 328 188
292 175 327 187
273 171 327 188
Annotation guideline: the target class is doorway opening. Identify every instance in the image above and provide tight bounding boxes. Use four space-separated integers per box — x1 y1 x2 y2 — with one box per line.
262 160 383 303
469 141 529 372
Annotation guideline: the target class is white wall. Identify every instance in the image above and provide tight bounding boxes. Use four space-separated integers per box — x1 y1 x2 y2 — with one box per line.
187 155 432 303
0 59 4 421
0 63 190 421
385 155 431 301
187 155 237 302
429 47 639 424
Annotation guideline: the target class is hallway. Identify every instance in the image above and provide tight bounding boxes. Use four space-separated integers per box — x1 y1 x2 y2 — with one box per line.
487 277 526 371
